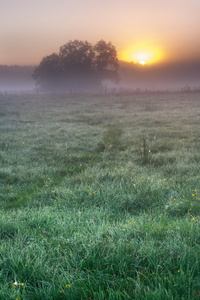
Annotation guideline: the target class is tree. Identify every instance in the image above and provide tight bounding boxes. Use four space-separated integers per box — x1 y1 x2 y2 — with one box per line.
33 40 119 92
59 40 94 73
94 40 119 82
33 53 62 91
59 40 95 90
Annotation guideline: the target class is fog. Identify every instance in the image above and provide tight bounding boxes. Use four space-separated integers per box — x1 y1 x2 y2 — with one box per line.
119 61 200 91
1 61 200 93
0 65 35 93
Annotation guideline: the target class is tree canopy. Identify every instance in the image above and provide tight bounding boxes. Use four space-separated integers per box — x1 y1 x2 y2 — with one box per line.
33 40 119 92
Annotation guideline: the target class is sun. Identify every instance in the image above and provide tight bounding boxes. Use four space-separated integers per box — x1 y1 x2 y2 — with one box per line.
120 43 164 65
139 60 146 65
133 51 152 65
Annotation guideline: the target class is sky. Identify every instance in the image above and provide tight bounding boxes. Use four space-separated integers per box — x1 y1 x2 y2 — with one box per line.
1 0 200 66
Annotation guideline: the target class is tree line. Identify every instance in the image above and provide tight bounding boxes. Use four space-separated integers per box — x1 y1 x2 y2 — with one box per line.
33 40 119 92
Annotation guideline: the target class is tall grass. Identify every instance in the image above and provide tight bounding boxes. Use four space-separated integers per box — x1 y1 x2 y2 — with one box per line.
0 92 200 299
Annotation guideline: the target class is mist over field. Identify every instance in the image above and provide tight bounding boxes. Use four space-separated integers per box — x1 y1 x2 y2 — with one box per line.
1 61 200 93
0 65 35 92
119 60 200 91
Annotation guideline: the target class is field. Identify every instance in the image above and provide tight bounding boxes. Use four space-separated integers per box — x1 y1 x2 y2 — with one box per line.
0 91 200 299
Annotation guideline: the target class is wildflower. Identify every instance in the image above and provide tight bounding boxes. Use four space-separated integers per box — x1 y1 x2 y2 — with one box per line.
177 255 180 258
192 194 195 197
192 218 195 221
178 270 180 273
43 231 46 234
173 198 176 202
170 250 174 254
25 264 27 267
60 290 64 293
181 201 183 204
195 189 197 192
129 221 133 225
13 281 18 286
65 284 71 288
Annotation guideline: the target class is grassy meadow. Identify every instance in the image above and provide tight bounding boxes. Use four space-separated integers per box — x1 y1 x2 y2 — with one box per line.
0 91 200 299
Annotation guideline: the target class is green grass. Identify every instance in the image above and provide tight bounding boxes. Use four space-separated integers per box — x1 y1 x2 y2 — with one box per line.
0 91 200 299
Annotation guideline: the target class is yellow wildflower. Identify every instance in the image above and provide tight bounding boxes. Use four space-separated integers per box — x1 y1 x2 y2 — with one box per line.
65 284 71 288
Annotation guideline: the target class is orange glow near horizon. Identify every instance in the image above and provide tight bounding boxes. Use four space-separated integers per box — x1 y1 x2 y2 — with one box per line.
119 43 164 65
